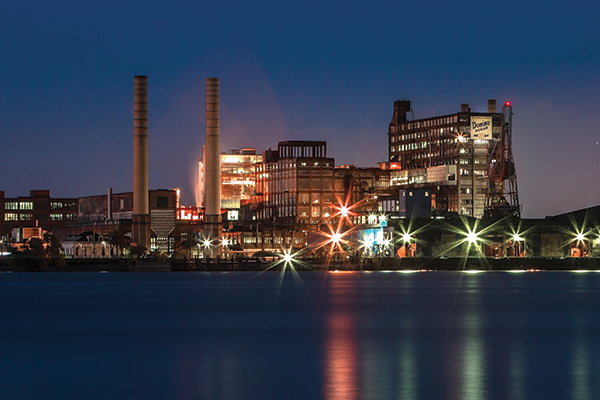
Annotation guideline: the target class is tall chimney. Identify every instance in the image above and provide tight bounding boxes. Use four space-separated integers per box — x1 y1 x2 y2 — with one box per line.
132 75 150 249
488 99 497 113
204 78 222 253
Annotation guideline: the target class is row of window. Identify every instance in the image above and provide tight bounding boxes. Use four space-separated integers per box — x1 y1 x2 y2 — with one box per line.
4 202 32 210
390 116 458 133
4 213 78 221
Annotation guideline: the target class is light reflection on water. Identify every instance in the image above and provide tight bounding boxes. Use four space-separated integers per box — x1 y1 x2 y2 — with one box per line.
1 271 600 399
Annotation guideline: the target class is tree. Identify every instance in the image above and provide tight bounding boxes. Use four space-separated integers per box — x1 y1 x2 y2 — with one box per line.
129 245 148 259
109 228 131 257
8 233 65 271
43 232 66 267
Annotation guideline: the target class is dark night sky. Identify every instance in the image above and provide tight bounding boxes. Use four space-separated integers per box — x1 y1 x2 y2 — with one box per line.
1 0 599 217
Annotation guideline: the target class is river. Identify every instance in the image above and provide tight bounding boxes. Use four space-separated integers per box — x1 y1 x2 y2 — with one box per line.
1 271 599 399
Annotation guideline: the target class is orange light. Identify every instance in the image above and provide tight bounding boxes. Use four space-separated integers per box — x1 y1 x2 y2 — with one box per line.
339 205 349 218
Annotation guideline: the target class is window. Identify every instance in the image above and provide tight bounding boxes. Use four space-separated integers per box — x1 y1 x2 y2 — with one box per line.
4 213 18 221
51 202 63 210
50 214 63 221
156 196 169 207
299 193 309 204
20 213 33 221
20 202 33 210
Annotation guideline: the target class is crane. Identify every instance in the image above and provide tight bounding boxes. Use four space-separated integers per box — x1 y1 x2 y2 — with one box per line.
485 102 521 218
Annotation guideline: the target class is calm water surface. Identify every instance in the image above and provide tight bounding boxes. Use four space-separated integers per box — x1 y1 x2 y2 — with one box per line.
1 271 600 399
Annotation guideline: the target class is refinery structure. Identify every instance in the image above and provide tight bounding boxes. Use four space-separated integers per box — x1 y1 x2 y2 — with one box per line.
5 75 600 265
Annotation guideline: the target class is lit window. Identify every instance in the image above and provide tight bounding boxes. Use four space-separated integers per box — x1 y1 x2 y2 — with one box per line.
20 202 33 210
50 214 63 221
4 213 18 221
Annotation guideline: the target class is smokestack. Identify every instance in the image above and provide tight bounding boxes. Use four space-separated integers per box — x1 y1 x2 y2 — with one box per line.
132 75 150 249
461 103 470 112
204 78 222 251
488 99 497 113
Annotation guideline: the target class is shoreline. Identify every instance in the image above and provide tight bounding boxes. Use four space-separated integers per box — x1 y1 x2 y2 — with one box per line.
2 257 600 272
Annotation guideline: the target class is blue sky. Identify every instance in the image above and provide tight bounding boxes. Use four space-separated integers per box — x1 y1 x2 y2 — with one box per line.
1 0 599 217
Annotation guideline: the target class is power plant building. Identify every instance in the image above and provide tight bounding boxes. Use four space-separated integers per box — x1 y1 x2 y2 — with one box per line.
199 148 262 210
388 100 503 218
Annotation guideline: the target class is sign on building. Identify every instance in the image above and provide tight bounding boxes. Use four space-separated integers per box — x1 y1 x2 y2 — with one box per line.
470 116 492 139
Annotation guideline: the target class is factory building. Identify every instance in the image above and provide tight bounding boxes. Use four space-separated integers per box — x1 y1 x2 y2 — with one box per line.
388 100 503 218
255 141 338 226
70 189 178 251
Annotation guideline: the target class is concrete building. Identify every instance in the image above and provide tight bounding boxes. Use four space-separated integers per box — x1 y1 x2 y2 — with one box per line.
388 100 503 218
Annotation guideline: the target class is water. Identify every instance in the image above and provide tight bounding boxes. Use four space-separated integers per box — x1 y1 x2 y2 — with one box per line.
1 271 600 400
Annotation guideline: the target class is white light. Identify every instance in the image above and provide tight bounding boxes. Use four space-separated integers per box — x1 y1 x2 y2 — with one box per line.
576 233 585 242
466 231 478 244
402 233 412 243
512 234 523 241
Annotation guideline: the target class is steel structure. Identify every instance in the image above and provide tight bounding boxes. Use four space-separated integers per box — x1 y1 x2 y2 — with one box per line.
485 102 521 218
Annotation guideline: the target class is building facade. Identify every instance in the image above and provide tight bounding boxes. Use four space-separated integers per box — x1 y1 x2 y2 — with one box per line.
199 147 263 210
388 100 502 218
0 190 78 239
255 141 338 226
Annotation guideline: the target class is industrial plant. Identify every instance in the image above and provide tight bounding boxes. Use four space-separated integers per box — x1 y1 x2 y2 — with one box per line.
2 76 600 269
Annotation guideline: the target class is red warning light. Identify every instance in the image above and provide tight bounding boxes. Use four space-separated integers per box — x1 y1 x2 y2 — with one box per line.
505 101 511 107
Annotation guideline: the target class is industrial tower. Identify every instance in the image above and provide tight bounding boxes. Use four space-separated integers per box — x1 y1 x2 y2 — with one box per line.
485 102 521 218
